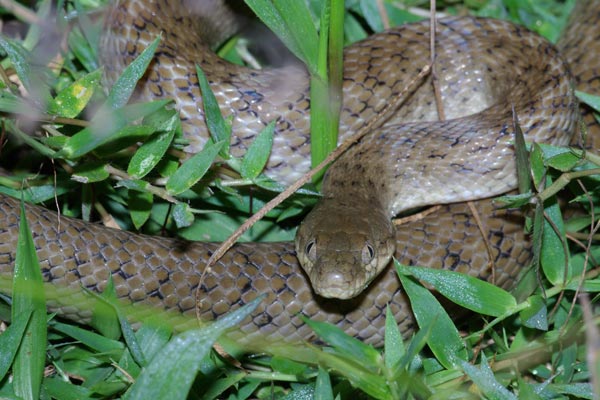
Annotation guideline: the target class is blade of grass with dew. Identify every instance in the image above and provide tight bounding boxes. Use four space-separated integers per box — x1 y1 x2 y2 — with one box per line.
90 276 120 339
127 108 180 179
240 120 275 180
165 140 226 195
50 321 124 355
12 200 47 400
531 147 570 285
123 296 263 400
301 317 381 368
105 37 160 109
196 65 232 157
461 354 517 400
0 35 51 104
57 100 171 158
398 264 517 317
48 69 102 118
384 306 405 370
315 367 334 399
396 263 467 369
0 309 32 381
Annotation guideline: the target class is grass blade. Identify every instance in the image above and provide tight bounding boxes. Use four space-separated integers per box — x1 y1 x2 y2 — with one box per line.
12 200 47 400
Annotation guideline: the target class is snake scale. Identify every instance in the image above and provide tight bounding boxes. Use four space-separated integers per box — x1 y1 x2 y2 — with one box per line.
0 1 599 345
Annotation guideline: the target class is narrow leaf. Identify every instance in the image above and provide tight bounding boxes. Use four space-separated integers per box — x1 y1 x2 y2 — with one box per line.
384 306 405 370
12 200 47 400
196 65 231 157
397 264 467 369
399 264 517 317
302 317 381 368
240 121 274 179
106 37 160 109
166 140 225 195
124 296 263 400
461 354 517 400
0 309 32 381
48 69 102 118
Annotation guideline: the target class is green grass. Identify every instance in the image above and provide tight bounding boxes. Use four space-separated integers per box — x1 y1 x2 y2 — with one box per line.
0 0 598 398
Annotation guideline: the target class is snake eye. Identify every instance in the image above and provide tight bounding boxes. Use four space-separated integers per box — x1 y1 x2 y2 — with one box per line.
306 239 317 262
361 243 375 265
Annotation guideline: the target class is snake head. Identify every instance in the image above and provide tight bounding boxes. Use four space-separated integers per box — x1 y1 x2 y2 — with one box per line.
295 197 396 299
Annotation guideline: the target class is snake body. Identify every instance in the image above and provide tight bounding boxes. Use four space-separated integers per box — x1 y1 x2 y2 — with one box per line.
0 1 598 345
103 0 581 300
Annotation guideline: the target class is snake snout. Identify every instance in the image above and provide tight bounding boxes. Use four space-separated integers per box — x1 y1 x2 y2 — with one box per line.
313 269 357 299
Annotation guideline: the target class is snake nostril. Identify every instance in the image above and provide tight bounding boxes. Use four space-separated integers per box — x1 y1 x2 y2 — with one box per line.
361 243 375 264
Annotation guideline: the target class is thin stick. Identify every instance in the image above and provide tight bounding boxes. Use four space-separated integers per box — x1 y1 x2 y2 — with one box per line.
376 0 390 29
0 0 40 24
429 0 445 121
393 205 441 225
428 0 495 277
467 201 496 283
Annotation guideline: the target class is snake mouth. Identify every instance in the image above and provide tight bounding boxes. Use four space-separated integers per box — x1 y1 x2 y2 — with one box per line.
311 273 365 300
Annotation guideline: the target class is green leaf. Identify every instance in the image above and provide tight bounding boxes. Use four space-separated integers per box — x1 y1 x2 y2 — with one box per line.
530 143 546 191
128 190 153 230
44 376 95 400
123 296 263 400
315 367 334 400
513 107 531 194
244 0 319 71
199 372 247 400
166 140 226 195
0 91 34 114
576 90 600 113
0 309 32 381
196 65 231 157
12 200 47 400
461 354 517 400
396 264 467 369
520 295 548 330
302 317 381 368
0 35 51 104
68 26 99 73
117 307 147 367
51 321 124 354
58 101 170 158
359 0 385 31
106 37 160 109
240 121 274 179
398 264 517 317
48 69 102 118
135 323 172 363
545 150 582 172
540 194 570 285
91 277 121 340
516 378 542 400
172 202 195 229
127 111 179 179
270 356 308 375
72 161 110 183
384 306 405 370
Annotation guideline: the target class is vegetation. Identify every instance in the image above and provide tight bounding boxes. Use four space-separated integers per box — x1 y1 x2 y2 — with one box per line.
0 0 597 398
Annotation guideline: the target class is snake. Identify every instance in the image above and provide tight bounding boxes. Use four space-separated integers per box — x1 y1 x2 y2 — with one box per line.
0 1 598 345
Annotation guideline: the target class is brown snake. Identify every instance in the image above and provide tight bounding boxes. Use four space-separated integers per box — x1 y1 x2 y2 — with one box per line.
0 1 598 345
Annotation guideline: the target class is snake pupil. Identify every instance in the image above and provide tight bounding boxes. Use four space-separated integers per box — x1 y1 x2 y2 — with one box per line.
306 240 317 262
362 243 375 264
